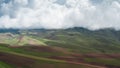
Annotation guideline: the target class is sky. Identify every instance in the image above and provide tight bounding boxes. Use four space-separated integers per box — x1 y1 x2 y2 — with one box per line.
0 0 120 30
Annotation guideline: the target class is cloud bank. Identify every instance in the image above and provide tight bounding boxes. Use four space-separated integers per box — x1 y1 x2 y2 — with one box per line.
0 0 120 30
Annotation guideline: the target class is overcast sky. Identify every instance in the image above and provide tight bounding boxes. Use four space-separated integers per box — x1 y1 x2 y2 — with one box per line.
0 0 120 30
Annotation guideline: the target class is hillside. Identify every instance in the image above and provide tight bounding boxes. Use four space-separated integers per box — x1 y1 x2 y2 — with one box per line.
0 27 120 68
24 27 120 53
0 33 46 46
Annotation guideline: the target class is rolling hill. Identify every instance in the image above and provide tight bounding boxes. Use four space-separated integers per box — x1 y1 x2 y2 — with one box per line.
24 27 120 53
0 27 120 68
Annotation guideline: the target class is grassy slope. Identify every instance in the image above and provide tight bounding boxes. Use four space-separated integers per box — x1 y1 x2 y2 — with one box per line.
28 29 120 53
1 28 120 54
84 58 120 67
0 44 120 68
0 44 97 68
0 34 47 46
0 28 120 68
0 61 14 68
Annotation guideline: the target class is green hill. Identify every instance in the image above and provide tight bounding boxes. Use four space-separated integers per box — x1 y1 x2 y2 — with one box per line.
0 28 120 68
0 33 47 46
24 27 120 53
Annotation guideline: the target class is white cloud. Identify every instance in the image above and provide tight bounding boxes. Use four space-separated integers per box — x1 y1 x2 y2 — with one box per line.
0 0 120 30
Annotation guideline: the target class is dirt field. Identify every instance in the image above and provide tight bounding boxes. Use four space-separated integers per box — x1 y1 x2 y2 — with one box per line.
1 45 120 68
49 53 120 68
0 52 97 68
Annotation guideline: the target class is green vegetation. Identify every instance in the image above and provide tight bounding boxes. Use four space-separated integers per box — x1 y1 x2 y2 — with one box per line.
33 29 120 53
0 33 47 46
0 28 120 68
0 44 63 58
1 28 119 54
0 44 93 68
84 58 120 67
0 62 15 68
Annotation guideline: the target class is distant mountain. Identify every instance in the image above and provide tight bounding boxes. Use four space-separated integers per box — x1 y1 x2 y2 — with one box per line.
0 29 20 34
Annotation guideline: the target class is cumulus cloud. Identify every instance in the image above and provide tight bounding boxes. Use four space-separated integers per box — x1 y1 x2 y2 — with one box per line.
0 0 120 30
